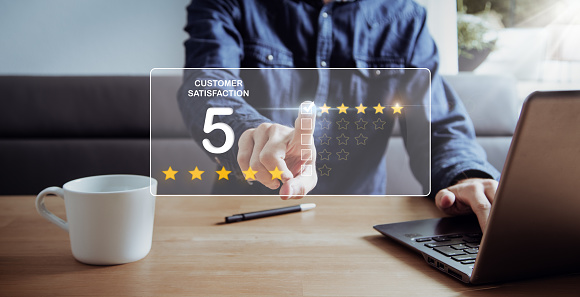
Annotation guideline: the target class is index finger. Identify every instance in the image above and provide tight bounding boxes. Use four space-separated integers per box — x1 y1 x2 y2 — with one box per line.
446 185 492 232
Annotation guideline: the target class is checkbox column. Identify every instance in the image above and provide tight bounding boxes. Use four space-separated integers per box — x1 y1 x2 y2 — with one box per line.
301 164 313 176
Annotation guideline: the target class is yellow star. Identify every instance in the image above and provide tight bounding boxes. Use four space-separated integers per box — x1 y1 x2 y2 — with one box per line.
216 166 231 180
355 103 367 114
320 103 331 114
337 103 349 114
269 166 284 180
373 103 386 114
162 166 178 180
242 166 258 180
189 166 204 180
392 103 404 114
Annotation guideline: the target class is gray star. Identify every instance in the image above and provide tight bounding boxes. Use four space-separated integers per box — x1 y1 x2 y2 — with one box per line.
336 133 349 145
319 118 332 130
318 164 331 176
318 149 332 161
336 118 350 130
336 149 349 161
354 118 368 130
373 118 387 130
318 134 331 145
355 133 368 145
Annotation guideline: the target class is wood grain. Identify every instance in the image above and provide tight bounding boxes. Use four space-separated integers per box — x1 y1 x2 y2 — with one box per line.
0 196 579 296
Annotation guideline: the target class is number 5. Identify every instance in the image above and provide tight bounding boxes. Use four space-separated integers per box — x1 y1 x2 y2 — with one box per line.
202 107 234 154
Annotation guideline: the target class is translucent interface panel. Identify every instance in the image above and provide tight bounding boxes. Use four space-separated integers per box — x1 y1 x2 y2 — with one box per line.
150 68 431 196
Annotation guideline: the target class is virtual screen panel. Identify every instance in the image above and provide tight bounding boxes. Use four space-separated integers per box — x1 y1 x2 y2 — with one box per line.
151 68 431 196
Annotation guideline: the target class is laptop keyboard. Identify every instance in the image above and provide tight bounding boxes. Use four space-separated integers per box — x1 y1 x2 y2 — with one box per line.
415 233 481 266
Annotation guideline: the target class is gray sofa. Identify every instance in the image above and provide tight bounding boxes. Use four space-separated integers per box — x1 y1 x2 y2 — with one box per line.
0 73 519 195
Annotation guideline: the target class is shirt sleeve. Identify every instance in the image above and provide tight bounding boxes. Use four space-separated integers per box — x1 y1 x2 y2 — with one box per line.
178 0 274 177
404 8 501 196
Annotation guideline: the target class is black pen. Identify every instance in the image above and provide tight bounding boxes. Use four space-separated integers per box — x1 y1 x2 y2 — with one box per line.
225 203 316 223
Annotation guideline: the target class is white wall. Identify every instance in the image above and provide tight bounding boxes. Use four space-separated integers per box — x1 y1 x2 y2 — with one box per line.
415 0 459 75
0 0 458 75
0 0 189 75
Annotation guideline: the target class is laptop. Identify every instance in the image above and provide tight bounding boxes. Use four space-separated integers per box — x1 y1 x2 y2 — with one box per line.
374 90 580 284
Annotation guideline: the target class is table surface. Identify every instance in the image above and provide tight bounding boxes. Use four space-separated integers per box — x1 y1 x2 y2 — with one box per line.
1 195 579 296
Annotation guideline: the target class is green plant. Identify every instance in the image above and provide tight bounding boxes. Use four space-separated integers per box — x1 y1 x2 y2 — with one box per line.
457 13 495 58
460 0 555 27
457 2 499 59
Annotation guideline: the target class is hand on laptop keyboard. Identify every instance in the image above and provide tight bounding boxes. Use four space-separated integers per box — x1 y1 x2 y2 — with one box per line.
435 178 498 232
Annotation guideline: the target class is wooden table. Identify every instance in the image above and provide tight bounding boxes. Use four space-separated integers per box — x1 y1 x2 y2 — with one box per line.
1 196 579 296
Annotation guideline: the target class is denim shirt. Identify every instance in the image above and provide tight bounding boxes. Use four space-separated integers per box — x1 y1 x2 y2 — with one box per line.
179 0 500 195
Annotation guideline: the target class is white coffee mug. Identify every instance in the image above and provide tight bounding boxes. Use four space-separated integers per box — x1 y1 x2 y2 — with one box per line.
35 174 157 265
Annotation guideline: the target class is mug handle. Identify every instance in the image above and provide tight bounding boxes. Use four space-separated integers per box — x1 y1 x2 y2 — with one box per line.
35 187 69 232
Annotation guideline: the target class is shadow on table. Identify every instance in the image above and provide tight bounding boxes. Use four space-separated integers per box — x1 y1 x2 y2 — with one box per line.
0 255 116 276
364 234 580 296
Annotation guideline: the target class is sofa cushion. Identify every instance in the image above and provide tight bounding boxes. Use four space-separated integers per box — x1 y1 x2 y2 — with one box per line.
0 76 150 138
443 73 519 136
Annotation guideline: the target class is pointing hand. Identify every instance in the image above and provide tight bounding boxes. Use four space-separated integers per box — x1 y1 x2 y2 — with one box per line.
237 101 318 199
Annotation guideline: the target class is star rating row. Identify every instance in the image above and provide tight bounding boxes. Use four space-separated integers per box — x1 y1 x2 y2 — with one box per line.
161 166 286 181
318 149 350 161
162 162 344 181
318 133 368 145
318 117 387 130
319 103 403 114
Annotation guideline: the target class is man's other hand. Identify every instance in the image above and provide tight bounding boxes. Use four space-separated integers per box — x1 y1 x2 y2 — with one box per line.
237 101 317 200
435 178 499 232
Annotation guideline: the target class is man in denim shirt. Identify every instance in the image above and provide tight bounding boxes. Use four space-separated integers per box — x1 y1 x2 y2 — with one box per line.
179 0 501 231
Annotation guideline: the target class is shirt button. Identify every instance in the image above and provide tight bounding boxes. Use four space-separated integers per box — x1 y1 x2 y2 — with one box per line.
375 70 381 76
320 61 327 67
267 54 274 61
322 12 329 18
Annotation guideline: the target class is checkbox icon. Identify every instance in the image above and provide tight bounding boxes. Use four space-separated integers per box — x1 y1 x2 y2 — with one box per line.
301 164 313 177
301 134 312 145
301 149 313 161
301 118 313 130
301 102 314 114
